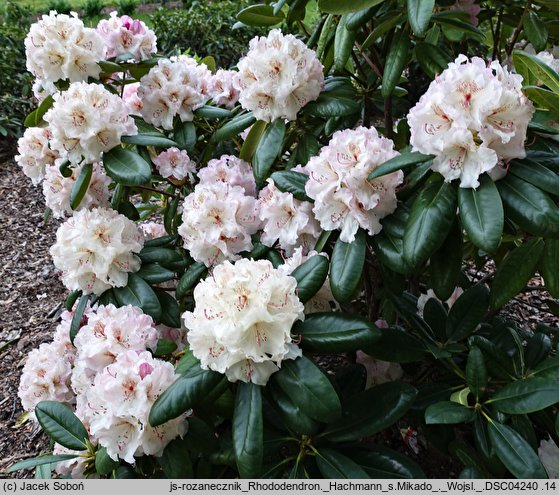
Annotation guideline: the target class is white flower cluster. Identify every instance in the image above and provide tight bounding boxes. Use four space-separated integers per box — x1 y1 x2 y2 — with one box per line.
209 69 241 109
15 127 60 185
184 258 304 385
138 56 211 130
304 127 403 243
197 155 256 196
121 82 143 116
408 55 534 188
43 162 111 218
50 207 144 295
259 179 320 256
236 29 324 122
178 182 260 267
44 82 137 165
25 11 104 84
153 147 196 182
96 11 157 61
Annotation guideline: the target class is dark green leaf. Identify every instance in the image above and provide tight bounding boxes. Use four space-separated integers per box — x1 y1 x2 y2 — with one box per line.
429 221 462 300
274 356 341 423
323 382 417 442
103 147 152 186
158 438 193 478
415 42 450 78
35 401 88 451
268 381 319 435
270 171 311 202
233 383 263 478
239 120 267 162
368 151 433 180
488 377 559 414
334 15 356 72
488 421 547 479
236 4 285 26
525 333 552 369
154 339 177 357
348 445 425 478
513 51 559 92
7 455 78 473
253 119 286 188
95 447 119 476
69 294 90 344
139 247 183 266
149 364 226 426
490 239 545 309
382 29 410 98
305 95 361 118
407 0 435 37
121 133 177 148
372 206 413 275
195 105 232 119
466 346 487 401
541 239 559 298
295 312 381 352
24 95 54 127
425 401 475 424
136 263 175 284
446 285 489 342
113 273 162 321
510 160 559 199
291 255 329 303
361 326 426 363
183 417 218 454
210 112 256 144
65 290 81 311
524 86 559 114
153 288 181 328
459 175 503 253
346 7 378 31
316 449 370 478
317 0 384 14
468 335 515 379
176 262 207 299
330 229 366 303
524 11 549 54
174 122 196 153
69 163 92 210
403 180 457 268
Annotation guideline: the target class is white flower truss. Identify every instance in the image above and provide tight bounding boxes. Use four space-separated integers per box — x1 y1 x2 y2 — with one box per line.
305 126 403 243
408 55 534 188
184 258 305 385
152 147 196 182
178 182 260 267
236 29 324 122
96 11 157 61
197 154 256 197
25 11 104 84
15 127 60 185
44 82 137 165
209 69 241 109
50 207 144 295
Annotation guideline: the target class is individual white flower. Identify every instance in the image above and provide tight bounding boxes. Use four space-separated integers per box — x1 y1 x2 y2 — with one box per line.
197 155 256 197
138 56 210 130
178 182 260 267
408 55 534 188
25 11 104 84
32 79 58 102
96 11 157 61
184 258 304 385
278 248 338 314
355 350 404 387
42 162 111 218
50 207 144 295
534 49 559 73
236 29 324 122
121 82 143 116
81 350 188 463
140 222 167 240
210 69 241 108
44 82 137 165
416 287 464 317
304 126 403 243
259 179 321 256
52 444 91 479
539 438 559 478
15 127 60 185
152 147 196 182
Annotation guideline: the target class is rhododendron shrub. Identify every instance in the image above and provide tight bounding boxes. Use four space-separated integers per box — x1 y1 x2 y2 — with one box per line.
10 0 559 481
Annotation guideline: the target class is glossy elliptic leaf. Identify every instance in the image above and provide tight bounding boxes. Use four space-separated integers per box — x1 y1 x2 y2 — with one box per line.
381 29 410 98
414 42 450 78
95 447 119 476
294 312 381 352
458 175 503 253
69 293 90 344
334 15 356 72
305 95 361 118
323 382 417 442
361 326 426 363
524 86 559 114
468 335 516 379
525 333 552 370
291 254 329 303
158 438 193 478
368 151 433 180
316 449 370 479
466 346 487 401
210 112 256 144
7 455 78 473
24 95 54 127
239 120 266 162
270 171 311 202
136 263 175 284
317 0 385 15
425 401 475 424
523 11 548 53
446 285 489 342
346 6 378 31
103 147 152 186
194 105 232 119
233 383 263 479
407 0 435 37
513 51 559 92
174 121 196 153
488 377 559 414
113 273 162 321
69 163 92 210
403 180 457 268
541 239 559 298
348 445 426 478
253 119 286 188
372 206 413 275
510 159 559 197
490 238 545 309
121 133 177 148
149 364 226 426
139 247 183 266
176 262 207 299
35 401 89 451
330 229 366 303
153 288 181 328
236 4 284 26
268 381 319 435
274 356 341 423
488 421 547 479
429 221 462 301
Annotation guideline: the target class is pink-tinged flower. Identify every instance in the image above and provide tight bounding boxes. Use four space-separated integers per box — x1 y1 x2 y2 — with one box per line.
258 179 321 256
97 11 156 61
50 207 144 295
450 0 480 26
236 29 324 122
44 82 137 165
140 222 167 240
210 69 241 109
25 11 104 84
304 126 403 243
183 258 304 385
152 147 196 182
121 82 143 116
198 155 256 196
15 127 60 185
408 55 534 188
178 182 260 266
